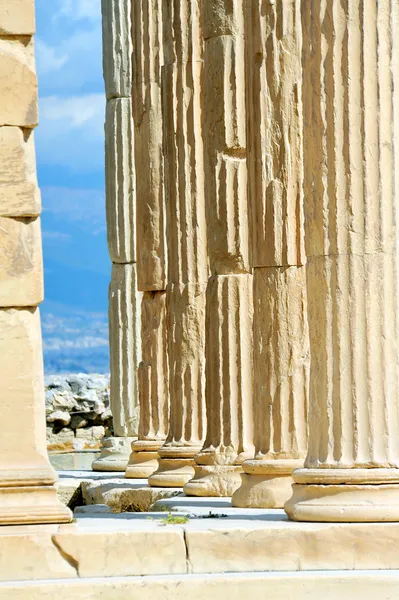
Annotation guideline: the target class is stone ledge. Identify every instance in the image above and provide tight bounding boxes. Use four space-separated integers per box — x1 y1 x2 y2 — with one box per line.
2 511 399 582
0 571 399 600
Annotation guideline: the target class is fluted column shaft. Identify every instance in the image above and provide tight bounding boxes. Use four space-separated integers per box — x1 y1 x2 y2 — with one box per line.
232 0 309 508
126 0 170 478
183 0 255 498
148 0 208 488
94 0 139 472
286 0 399 522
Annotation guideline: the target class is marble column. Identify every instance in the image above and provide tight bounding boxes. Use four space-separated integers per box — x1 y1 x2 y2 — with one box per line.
232 0 309 508
125 0 169 478
184 0 255 498
93 0 139 471
126 291 169 478
148 0 208 488
285 0 399 522
0 1 71 523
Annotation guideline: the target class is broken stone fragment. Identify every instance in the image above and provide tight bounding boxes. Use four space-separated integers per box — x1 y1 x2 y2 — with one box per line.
47 411 71 426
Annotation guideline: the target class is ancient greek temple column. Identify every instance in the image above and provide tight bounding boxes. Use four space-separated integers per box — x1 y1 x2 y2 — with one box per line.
125 0 170 478
148 0 208 488
183 1 255 498
93 0 139 471
232 0 309 508
285 0 399 521
0 2 71 522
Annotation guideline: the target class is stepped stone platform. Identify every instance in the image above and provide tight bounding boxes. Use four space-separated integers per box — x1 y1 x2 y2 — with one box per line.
2 471 399 598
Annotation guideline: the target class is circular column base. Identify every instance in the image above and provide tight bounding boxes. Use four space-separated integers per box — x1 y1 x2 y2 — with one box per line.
285 467 399 522
125 440 163 479
232 459 303 509
91 437 136 472
148 457 195 488
184 464 243 497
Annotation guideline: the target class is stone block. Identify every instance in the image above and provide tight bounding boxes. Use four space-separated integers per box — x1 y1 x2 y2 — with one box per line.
53 525 187 578
0 38 37 127
105 98 135 263
0 308 52 484
108 264 139 437
246 0 305 268
101 0 132 99
162 63 207 286
0 127 40 217
202 29 249 275
132 0 163 85
162 0 203 66
0 0 35 35
137 291 169 441
134 81 166 291
0 526 76 582
81 480 182 513
190 275 254 477
165 283 207 447
0 216 43 307
252 266 309 458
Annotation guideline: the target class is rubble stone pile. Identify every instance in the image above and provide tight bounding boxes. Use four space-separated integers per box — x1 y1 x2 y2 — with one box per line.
45 374 112 452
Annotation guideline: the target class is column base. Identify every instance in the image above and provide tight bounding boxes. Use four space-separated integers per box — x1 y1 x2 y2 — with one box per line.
92 437 136 472
184 464 243 497
232 459 303 508
0 485 72 525
125 440 163 479
286 468 399 522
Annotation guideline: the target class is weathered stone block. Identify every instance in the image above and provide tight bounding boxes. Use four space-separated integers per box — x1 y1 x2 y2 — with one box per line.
0 0 35 35
253 266 309 458
0 216 43 307
0 127 40 217
0 38 37 127
134 80 166 291
162 63 207 286
162 0 203 66
138 291 169 441
246 0 304 268
101 0 132 99
108 264 139 437
203 33 249 274
0 308 52 484
132 0 166 291
105 98 135 263
165 283 206 448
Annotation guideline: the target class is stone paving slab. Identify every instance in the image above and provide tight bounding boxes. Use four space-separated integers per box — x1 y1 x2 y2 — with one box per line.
1 571 399 600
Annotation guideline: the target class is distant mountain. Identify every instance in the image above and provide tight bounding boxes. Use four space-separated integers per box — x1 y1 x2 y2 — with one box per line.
40 187 111 373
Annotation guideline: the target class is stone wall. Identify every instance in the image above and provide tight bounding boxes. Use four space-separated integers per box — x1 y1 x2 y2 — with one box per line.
45 374 112 452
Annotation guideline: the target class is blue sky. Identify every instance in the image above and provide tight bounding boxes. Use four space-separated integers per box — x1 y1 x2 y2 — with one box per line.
35 0 110 308
35 0 105 189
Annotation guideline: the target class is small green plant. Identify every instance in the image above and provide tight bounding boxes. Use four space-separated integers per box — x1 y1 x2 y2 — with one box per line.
147 512 190 525
159 513 190 525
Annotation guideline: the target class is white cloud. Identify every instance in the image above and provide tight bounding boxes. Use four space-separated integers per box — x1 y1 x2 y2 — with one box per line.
42 231 72 241
36 93 105 172
36 39 69 74
54 0 101 22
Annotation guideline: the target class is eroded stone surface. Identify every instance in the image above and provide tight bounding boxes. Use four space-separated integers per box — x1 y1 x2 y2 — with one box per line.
81 480 182 513
0 217 43 307
0 38 37 127
0 127 40 217
0 0 35 35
